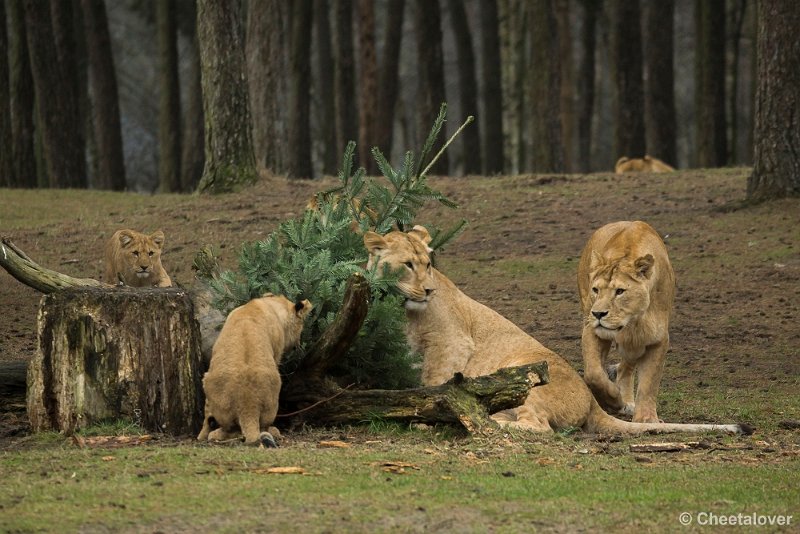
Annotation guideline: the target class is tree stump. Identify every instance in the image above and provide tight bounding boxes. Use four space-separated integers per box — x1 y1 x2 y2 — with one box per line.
26 287 205 436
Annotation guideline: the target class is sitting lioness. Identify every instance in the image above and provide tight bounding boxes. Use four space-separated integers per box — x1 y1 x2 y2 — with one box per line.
198 294 313 445
364 226 746 434
577 221 674 423
615 155 675 174
104 229 172 287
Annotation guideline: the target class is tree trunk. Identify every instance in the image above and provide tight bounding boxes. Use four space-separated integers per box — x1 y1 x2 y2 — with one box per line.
747 0 800 200
498 0 525 174
643 0 677 168
610 0 646 160
334 0 358 162
528 0 564 173
157 0 181 193
555 0 575 173
314 0 338 176
356 0 378 175
196 0 257 193
727 0 747 164
448 0 482 176
374 0 405 164
0 0 11 187
23 0 87 188
180 1 204 192
27 287 204 436
246 0 287 176
285 362 549 435
694 0 727 168
7 0 36 188
81 0 126 191
480 0 504 175
414 0 448 175
576 0 599 173
287 0 313 179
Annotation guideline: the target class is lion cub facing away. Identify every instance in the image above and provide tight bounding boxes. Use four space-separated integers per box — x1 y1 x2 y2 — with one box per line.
104 229 172 287
198 294 312 445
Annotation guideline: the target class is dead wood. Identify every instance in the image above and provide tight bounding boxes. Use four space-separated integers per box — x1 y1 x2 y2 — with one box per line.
282 361 550 435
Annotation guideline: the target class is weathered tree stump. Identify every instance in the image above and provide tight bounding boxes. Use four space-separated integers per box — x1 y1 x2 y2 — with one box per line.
26 287 205 436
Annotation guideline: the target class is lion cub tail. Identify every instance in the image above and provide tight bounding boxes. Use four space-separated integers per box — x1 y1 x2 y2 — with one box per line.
585 399 752 435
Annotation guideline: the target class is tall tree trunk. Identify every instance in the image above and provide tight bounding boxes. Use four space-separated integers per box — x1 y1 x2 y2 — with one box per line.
727 0 747 164
334 0 358 161
695 0 727 167
414 0 448 175
643 0 677 167
374 0 405 163
0 1 11 187
747 1 800 200
246 0 287 175
81 0 126 191
314 0 338 176
480 0 504 175
196 0 257 193
357 0 378 175
8 0 36 188
157 0 181 192
554 0 575 172
498 0 525 173
576 0 599 173
287 0 313 179
180 0 204 192
448 0 481 175
528 0 564 173
23 0 87 188
610 0 646 160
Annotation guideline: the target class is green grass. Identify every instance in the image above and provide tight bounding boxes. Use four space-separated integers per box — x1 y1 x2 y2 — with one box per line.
1 438 797 532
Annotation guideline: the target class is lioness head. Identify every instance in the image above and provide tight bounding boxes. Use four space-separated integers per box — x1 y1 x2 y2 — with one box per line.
363 226 435 311
586 251 655 339
263 294 314 351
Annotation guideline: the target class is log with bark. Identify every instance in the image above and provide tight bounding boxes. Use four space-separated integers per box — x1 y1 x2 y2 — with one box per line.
281 361 549 435
3 237 549 437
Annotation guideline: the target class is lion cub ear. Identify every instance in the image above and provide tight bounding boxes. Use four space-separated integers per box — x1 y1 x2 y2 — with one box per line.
150 231 165 249
118 230 136 247
634 254 655 279
363 231 388 255
295 299 313 318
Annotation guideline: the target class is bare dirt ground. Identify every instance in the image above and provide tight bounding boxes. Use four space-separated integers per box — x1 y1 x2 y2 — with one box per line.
1 167 799 446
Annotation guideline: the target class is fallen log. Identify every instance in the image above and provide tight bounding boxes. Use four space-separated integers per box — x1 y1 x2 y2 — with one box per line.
0 237 109 292
281 361 550 435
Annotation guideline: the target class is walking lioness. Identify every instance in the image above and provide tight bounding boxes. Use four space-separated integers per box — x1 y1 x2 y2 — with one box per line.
578 221 674 423
364 226 747 435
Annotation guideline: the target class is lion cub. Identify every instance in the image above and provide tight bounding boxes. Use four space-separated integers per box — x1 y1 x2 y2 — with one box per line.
615 155 675 174
197 294 313 445
104 229 172 287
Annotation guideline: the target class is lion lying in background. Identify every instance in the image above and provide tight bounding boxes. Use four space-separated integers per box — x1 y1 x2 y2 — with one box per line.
364 226 746 435
615 156 675 174
198 294 313 445
104 229 172 287
578 221 675 423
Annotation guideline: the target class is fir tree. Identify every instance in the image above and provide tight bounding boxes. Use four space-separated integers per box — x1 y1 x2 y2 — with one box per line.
201 104 470 388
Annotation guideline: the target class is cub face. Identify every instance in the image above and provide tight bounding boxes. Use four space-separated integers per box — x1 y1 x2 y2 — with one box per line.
363 226 436 311
106 229 171 287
